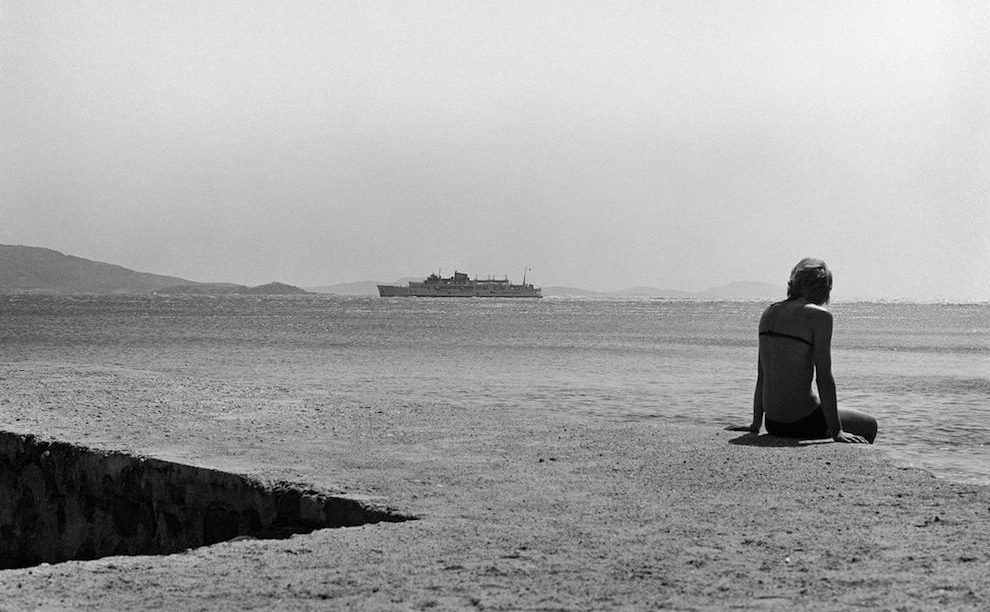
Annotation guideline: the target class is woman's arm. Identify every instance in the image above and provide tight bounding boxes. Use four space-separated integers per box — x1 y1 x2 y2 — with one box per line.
750 355 765 432
810 307 867 443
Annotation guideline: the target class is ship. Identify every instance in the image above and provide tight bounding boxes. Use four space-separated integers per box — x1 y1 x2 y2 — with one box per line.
378 271 542 298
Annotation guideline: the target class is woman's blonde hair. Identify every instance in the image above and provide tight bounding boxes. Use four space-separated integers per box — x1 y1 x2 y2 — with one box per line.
787 258 832 304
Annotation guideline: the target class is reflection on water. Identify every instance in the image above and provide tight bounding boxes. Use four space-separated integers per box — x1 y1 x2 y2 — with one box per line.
2 295 988 485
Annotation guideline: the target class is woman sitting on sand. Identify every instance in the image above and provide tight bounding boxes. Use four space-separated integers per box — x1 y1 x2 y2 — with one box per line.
737 258 877 443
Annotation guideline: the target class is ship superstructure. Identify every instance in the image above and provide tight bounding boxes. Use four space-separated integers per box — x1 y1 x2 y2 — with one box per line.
378 271 542 298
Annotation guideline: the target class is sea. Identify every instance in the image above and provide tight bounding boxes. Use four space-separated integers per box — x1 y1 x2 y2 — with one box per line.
1 295 988 486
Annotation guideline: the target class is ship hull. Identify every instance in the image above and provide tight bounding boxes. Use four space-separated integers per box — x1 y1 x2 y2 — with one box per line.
377 285 413 297
377 284 541 298
377 272 541 298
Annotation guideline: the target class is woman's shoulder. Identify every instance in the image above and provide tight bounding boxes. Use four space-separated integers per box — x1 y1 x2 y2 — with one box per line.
800 302 831 315
758 301 782 327
799 302 833 326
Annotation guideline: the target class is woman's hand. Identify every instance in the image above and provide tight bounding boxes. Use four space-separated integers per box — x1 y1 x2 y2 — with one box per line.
832 430 868 444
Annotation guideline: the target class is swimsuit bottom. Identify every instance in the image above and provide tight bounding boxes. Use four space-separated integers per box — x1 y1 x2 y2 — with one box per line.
765 406 828 439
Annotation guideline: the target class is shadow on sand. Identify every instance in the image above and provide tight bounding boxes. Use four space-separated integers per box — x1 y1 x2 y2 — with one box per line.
725 428 831 448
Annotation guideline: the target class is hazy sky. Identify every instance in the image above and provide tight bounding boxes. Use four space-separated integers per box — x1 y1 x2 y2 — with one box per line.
2 1 988 300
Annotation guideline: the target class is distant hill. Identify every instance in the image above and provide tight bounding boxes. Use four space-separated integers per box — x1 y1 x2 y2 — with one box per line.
693 282 781 301
308 278 420 296
543 286 691 298
610 286 694 298
0 244 194 294
155 282 309 295
245 282 308 295
0 244 308 295
307 281 383 296
543 283 776 300
152 283 246 295
541 286 606 298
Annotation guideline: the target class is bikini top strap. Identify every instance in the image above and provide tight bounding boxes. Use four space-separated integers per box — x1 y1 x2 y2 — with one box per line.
761 298 813 346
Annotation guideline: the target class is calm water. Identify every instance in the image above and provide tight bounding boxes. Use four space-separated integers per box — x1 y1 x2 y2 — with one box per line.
2 295 988 485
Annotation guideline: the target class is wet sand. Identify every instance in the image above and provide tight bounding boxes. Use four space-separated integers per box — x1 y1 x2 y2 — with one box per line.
1 362 989 610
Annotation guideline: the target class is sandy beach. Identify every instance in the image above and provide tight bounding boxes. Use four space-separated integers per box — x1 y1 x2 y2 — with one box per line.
0 362 987 610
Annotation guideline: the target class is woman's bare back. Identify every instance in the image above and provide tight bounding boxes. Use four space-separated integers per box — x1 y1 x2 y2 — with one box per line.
757 299 823 422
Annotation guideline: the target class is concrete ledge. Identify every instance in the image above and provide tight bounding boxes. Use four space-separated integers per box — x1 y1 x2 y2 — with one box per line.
0 431 414 569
